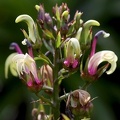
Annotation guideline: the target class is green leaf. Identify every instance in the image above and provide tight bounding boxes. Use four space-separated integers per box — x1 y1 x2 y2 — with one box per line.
43 29 55 40
34 53 53 67
56 31 61 48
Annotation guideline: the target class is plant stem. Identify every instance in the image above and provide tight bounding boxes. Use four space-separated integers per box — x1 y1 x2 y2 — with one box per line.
59 93 69 101
35 93 53 106
74 116 81 120
82 82 91 90
52 48 60 119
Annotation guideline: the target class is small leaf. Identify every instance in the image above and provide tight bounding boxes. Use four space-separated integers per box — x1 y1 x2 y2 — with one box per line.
56 31 61 48
66 21 75 37
35 53 53 66
42 39 54 53
34 56 49 64
43 29 55 40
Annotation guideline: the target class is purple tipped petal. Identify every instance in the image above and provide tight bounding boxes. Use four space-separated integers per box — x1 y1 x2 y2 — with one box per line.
27 80 33 87
72 60 78 68
35 78 41 84
88 50 118 75
64 60 70 67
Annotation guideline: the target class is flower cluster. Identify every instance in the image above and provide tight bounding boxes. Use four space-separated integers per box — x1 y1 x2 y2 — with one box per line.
5 3 118 120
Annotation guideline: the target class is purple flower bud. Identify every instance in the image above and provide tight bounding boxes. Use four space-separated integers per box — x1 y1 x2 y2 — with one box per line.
9 42 22 54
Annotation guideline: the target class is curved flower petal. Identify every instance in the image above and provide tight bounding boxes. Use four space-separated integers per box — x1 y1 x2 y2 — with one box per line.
88 50 118 75
67 38 81 58
15 14 36 43
5 53 18 78
12 53 38 80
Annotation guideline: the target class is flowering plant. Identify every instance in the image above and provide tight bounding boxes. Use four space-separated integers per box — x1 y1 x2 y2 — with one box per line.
5 3 118 120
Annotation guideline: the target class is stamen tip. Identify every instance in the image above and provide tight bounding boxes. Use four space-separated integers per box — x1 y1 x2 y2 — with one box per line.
103 33 110 38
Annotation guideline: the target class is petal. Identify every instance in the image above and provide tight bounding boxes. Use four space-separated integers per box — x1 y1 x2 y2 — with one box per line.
69 38 81 58
66 38 81 62
88 50 118 75
5 53 18 78
15 14 36 43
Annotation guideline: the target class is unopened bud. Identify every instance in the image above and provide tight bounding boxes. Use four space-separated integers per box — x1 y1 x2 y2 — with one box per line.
44 13 53 26
62 10 69 21
40 65 53 87
38 4 45 22
31 108 38 117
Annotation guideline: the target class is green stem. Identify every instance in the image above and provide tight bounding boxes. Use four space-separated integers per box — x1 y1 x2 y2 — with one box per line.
52 48 60 119
82 82 91 90
74 116 81 120
42 85 53 92
59 93 69 101
35 93 53 107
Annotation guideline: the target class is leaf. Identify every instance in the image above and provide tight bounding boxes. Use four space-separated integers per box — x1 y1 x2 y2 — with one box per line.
43 29 55 40
56 31 61 48
34 53 53 67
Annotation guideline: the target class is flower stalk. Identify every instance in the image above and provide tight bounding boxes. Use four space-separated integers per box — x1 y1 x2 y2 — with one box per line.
52 48 60 119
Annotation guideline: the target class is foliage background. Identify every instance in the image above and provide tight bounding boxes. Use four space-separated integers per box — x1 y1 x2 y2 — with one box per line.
0 0 120 120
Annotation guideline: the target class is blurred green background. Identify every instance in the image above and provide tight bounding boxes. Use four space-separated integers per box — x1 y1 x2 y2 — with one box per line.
0 0 120 120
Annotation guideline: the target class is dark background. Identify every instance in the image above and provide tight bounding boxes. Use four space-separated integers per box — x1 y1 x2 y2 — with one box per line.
0 0 120 120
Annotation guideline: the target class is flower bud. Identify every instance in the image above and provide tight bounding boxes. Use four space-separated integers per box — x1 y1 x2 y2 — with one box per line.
74 11 83 30
80 20 100 50
38 4 45 22
35 5 40 12
40 64 53 93
38 112 49 120
31 108 38 117
64 38 81 69
44 13 53 26
62 10 69 21
66 89 93 118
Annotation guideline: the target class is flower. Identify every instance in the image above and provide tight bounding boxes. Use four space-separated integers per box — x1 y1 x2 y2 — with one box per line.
69 90 91 107
88 50 118 75
64 38 81 69
40 64 53 87
66 89 93 117
5 43 23 78
89 30 110 57
15 14 37 43
12 53 43 91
